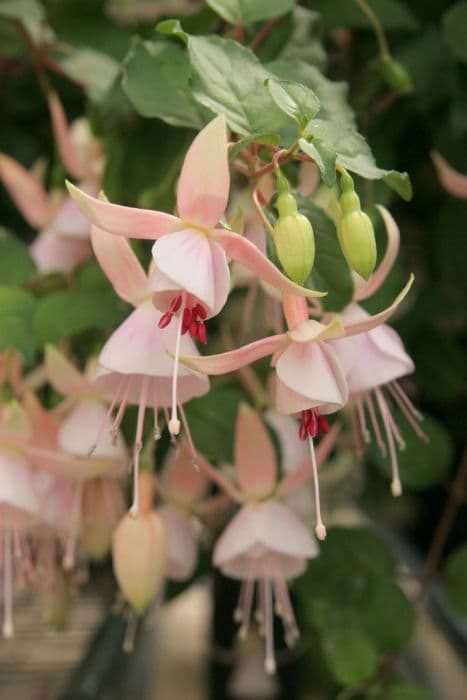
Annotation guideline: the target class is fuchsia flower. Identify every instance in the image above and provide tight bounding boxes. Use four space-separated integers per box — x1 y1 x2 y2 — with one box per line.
158 442 209 581
208 404 336 674
431 150 467 199
329 206 426 496
86 224 209 514
66 114 324 342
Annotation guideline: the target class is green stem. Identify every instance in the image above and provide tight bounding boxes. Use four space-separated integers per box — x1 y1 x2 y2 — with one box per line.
353 0 391 62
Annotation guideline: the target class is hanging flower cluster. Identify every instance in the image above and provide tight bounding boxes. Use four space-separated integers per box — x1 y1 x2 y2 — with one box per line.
0 105 424 675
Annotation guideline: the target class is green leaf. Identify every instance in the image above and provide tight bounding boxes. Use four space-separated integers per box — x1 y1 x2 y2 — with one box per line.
0 228 36 286
184 387 244 463
311 0 418 31
298 137 336 186
370 413 454 490
229 132 280 160
266 78 320 129
362 579 415 651
0 0 53 43
156 19 188 45
268 59 356 126
57 48 119 102
122 38 206 129
321 611 379 687
304 119 412 200
188 35 285 135
206 0 294 25
442 2 467 63
444 545 467 618
295 197 353 311
271 7 325 68
34 290 126 346
371 683 437 700
0 286 36 363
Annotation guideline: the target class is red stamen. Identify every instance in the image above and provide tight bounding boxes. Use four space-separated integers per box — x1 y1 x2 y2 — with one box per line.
189 319 198 339
308 411 319 438
197 322 207 345
194 303 207 321
318 416 330 434
158 312 172 329
170 295 182 313
182 308 192 334
298 422 308 441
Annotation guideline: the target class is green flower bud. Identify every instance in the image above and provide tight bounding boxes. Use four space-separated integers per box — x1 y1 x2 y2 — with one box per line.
379 58 412 94
272 170 314 285
337 171 377 281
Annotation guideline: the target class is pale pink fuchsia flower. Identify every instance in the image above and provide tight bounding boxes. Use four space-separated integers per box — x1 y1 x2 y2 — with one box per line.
329 207 426 496
210 404 319 674
87 224 209 513
66 115 324 343
157 441 209 581
430 150 467 199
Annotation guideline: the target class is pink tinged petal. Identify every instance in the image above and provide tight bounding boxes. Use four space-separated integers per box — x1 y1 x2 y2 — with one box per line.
151 230 230 316
58 398 127 461
0 154 51 228
177 114 229 227
66 182 181 239
234 404 277 498
26 446 123 480
51 192 94 239
48 92 86 180
158 505 198 581
30 229 91 275
91 225 148 305
81 478 125 561
112 511 167 614
45 345 91 397
213 228 326 298
276 341 348 414
431 150 467 199
265 411 308 473
355 206 400 302
162 442 207 505
22 391 58 449
179 333 289 375
0 451 42 517
213 501 318 579
343 275 414 337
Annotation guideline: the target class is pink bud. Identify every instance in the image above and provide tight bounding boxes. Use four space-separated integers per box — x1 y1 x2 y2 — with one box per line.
112 511 166 614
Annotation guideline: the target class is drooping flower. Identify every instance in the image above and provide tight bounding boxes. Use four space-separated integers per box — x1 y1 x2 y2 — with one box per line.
66 114 325 342
86 224 209 513
209 404 320 674
329 206 426 496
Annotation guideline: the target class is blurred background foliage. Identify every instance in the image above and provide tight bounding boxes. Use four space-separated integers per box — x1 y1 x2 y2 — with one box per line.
0 1 466 699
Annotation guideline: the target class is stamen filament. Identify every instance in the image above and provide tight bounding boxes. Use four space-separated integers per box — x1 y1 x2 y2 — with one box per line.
308 436 326 540
375 388 402 496
2 529 13 638
111 376 132 438
88 376 125 456
387 383 428 440
63 482 83 570
264 579 276 675
392 380 423 420
364 392 387 456
123 610 138 654
356 395 371 443
169 294 186 435
130 376 148 518
179 403 198 468
153 379 160 440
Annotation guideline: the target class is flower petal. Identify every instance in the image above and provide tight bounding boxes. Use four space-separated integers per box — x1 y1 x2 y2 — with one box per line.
179 333 289 375
0 153 51 228
48 92 86 180
276 341 348 414
355 205 400 302
214 228 326 298
45 345 91 397
58 399 127 460
51 190 95 239
158 505 198 581
162 442 207 505
66 182 181 239
177 114 229 227
265 411 308 473
91 225 148 305
31 229 91 274
234 404 276 498
431 150 467 199
343 275 414 337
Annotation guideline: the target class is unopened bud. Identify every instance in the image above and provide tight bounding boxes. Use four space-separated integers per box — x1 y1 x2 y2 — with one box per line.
379 58 412 94
337 171 377 281
112 511 167 614
81 478 125 562
273 171 315 285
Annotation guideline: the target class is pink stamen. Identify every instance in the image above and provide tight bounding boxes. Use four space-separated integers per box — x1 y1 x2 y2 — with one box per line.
237 579 255 640
158 311 173 329
387 383 428 441
189 319 198 339
130 376 149 518
169 294 186 436
181 307 191 335
356 396 371 443
375 388 402 497
111 376 132 439
197 322 207 345
364 392 387 456
179 404 198 468
123 610 138 654
391 380 423 421
308 436 326 540
88 375 125 456
2 529 13 638
63 482 83 570
264 579 276 675
153 379 160 440
349 403 363 457
171 295 182 313
193 303 207 321
383 396 406 450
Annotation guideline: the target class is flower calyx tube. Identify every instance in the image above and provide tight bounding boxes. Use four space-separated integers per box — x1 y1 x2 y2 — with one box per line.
337 170 377 281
